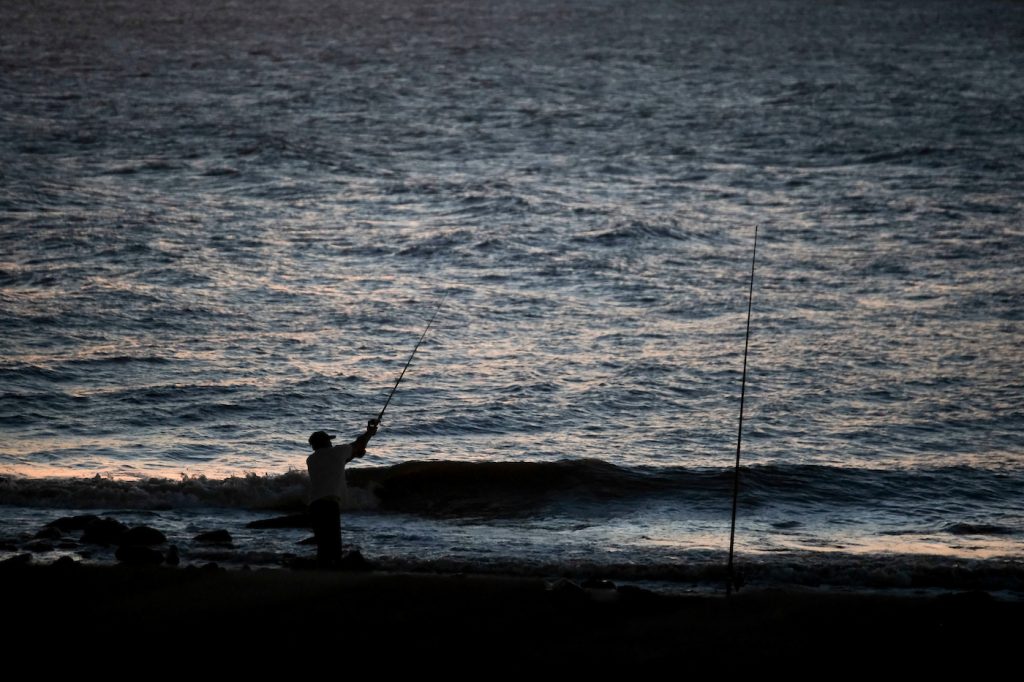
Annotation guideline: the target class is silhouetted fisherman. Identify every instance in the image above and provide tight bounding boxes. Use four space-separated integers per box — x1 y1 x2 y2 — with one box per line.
306 419 378 567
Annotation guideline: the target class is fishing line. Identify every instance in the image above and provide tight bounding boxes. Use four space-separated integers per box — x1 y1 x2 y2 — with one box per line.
727 225 758 597
375 291 449 427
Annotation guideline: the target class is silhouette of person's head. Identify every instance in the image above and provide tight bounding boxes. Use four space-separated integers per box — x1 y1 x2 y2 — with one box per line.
308 431 334 450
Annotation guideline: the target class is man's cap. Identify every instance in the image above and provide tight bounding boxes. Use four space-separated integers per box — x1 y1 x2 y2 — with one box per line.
308 431 335 446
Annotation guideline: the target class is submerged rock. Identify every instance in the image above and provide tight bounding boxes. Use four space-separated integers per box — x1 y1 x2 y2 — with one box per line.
193 529 232 544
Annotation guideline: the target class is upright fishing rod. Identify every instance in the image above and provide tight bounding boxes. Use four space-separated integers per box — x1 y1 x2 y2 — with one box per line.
727 225 758 597
375 291 449 426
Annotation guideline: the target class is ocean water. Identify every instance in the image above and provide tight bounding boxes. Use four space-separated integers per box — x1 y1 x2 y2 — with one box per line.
1 0 1022 592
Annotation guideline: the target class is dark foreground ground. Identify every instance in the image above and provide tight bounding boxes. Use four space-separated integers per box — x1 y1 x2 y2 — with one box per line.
2 562 1019 673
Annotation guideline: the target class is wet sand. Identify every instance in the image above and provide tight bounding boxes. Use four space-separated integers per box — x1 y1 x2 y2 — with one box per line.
2 561 1018 672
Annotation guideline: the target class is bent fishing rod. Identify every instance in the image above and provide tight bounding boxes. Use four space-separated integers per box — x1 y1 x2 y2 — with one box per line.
727 225 758 597
373 291 449 428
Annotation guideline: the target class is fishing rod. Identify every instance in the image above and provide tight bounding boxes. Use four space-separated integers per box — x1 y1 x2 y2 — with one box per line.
375 291 449 427
727 225 758 597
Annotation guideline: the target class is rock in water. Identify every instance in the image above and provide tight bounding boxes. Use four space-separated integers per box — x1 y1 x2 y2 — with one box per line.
193 529 232 544
120 526 167 546
112 524 167 563
45 515 101 532
80 517 128 545
34 526 63 541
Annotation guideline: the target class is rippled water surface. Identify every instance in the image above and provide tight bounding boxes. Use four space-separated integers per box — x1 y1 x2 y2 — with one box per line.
2 0 1022 575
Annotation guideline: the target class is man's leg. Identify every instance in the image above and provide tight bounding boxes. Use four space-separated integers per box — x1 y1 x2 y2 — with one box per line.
310 498 342 567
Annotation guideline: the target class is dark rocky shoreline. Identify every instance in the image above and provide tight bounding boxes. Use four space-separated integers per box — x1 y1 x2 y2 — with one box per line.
2 560 1019 672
